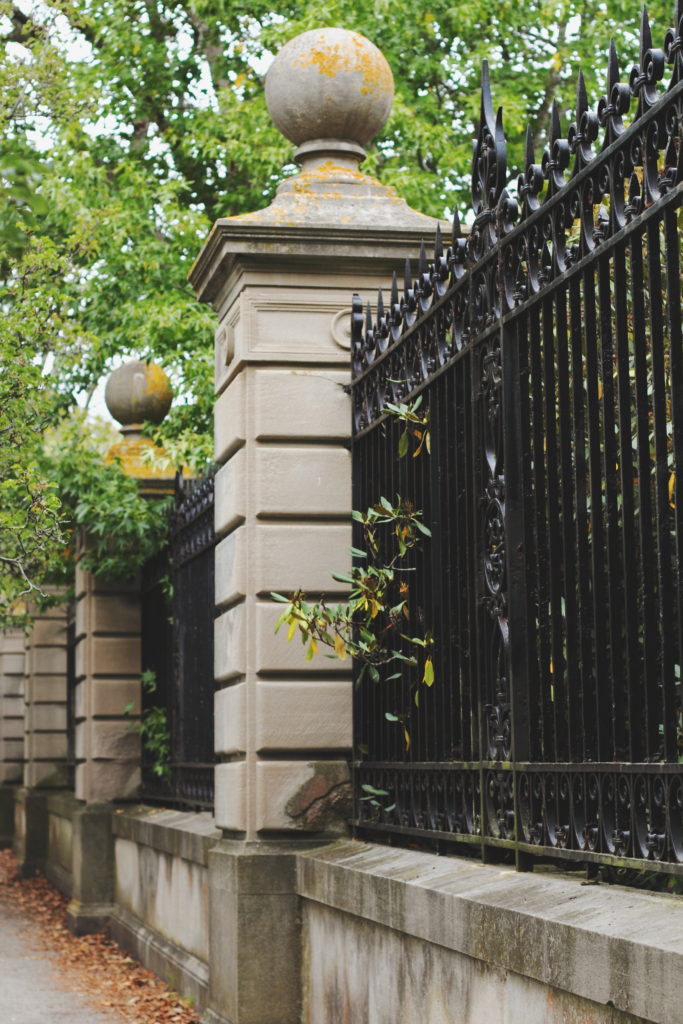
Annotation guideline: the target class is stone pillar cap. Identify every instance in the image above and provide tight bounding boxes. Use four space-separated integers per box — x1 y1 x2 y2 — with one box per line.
218 27 440 232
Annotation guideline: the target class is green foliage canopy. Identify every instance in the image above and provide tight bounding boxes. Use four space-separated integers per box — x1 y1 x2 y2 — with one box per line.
0 0 675 614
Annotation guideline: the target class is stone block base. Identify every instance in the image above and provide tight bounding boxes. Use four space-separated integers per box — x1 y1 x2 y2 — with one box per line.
111 905 209 1012
201 1010 232 1024
66 899 113 934
66 801 114 934
203 839 324 1024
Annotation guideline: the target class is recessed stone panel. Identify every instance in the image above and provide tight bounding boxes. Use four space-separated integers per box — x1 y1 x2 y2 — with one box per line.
254 446 350 518
214 604 247 682
215 523 350 610
254 681 352 752
255 601 343 675
214 449 247 537
215 684 246 756
214 762 247 832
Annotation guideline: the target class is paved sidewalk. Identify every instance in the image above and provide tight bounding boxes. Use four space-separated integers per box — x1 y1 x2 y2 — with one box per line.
0 900 126 1024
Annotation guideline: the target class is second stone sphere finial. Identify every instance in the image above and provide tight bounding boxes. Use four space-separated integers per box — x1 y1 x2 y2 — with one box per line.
265 27 394 162
105 359 173 431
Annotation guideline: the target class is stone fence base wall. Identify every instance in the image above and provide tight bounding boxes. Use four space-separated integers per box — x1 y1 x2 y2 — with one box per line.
110 807 220 1013
45 791 77 897
5 798 683 1024
297 842 681 1024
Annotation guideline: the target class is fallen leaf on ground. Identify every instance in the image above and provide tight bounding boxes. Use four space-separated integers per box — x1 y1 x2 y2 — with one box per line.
0 848 200 1024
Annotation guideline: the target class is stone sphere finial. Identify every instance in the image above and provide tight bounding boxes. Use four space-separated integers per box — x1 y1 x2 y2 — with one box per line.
105 359 173 431
265 27 394 164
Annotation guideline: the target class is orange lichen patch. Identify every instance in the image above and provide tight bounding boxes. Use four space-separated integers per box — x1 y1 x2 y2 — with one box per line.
298 161 374 182
105 437 175 481
290 32 393 95
139 363 173 405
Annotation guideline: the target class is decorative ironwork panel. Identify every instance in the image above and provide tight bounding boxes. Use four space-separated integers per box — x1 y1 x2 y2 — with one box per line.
140 468 216 810
352 2 683 875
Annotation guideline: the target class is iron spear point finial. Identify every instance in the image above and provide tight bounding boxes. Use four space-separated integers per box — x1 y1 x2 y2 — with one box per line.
525 124 535 171
434 224 443 261
452 206 461 241
419 239 428 275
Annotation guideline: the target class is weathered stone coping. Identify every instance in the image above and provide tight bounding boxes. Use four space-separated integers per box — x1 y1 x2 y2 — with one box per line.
298 840 683 1024
111 806 220 866
46 790 81 819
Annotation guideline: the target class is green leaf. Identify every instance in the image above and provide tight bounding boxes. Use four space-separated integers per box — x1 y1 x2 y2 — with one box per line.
274 610 289 633
423 657 435 687
331 572 353 583
398 430 409 457
385 711 399 721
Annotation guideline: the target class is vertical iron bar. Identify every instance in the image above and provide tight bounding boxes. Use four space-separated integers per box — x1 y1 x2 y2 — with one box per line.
542 293 566 761
598 248 626 760
502 311 531 762
528 304 552 760
647 218 676 760
569 270 593 759
613 237 641 761
555 281 581 759
583 265 610 760
663 202 683 758
630 227 659 759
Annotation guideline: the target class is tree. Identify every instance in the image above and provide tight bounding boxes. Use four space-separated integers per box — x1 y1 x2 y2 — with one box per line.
0 0 675 612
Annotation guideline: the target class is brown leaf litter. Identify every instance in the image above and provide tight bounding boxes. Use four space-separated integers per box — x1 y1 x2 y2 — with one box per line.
0 848 200 1024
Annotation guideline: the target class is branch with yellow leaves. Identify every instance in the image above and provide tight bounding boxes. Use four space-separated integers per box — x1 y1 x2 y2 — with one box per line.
272 495 435 750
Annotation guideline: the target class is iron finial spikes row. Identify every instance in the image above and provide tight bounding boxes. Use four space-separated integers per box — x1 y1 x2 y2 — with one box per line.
352 1 683 379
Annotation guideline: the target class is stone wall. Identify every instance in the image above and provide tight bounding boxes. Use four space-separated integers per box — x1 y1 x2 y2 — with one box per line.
109 807 220 1011
297 842 682 1024
45 791 78 897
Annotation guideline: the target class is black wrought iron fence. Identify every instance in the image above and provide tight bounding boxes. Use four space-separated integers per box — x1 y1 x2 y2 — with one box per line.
351 4 683 875
140 468 216 810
